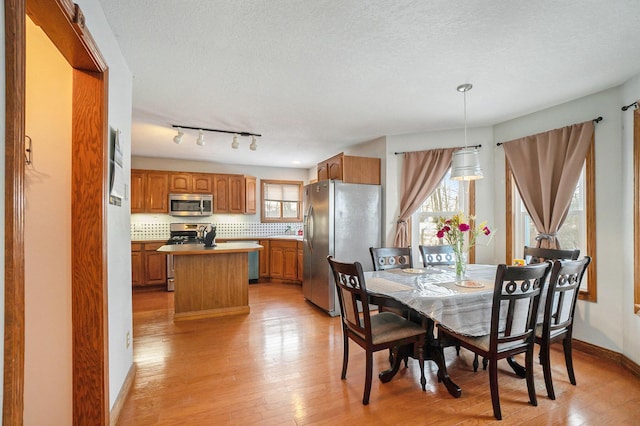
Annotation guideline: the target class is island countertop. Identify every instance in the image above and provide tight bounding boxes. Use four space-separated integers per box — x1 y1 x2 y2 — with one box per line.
157 242 262 255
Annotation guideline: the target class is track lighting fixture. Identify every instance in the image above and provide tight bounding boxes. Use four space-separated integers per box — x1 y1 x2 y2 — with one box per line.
173 128 184 144
170 124 261 151
195 130 205 146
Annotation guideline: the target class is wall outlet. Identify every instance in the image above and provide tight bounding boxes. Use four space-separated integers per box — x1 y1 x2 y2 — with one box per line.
126 331 131 348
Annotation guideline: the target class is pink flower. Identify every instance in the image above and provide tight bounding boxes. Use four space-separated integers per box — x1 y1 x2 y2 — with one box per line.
445 219 451 225
437 230 445 238
443 225 451 233
458 223 470 232
483 226 491 236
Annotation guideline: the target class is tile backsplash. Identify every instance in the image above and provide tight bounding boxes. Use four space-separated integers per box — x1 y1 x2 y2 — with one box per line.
130 217 303 241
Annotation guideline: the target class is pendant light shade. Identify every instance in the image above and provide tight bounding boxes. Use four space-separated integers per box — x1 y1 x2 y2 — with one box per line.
451 83 483 181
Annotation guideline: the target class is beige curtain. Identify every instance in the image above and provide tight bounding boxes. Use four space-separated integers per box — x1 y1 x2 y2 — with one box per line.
393 148 456 247
503 121 594 249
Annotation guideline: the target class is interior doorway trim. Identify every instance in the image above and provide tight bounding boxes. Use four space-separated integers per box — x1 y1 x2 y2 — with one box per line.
4 0 109 423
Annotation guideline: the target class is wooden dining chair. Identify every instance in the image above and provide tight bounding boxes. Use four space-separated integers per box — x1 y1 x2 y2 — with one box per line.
327 256 426 405
536 256 591 400
437 262 553 420
523 246 580 264
369 246 413 271
418 244 455 267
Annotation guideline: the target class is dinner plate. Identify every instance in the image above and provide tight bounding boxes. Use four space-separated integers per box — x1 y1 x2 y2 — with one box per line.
455 280 485 288
402 268 425 274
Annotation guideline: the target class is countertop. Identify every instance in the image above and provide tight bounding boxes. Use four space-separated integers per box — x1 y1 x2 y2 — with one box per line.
133 235 303 243
157 242 263 255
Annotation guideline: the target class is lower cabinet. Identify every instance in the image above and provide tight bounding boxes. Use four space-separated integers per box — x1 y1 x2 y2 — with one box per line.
132 241 167 287
259 239 270 278
269 240 300 282
297 241 304 282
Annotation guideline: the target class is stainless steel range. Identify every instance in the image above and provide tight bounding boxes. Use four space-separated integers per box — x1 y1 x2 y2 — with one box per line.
166 223 211 291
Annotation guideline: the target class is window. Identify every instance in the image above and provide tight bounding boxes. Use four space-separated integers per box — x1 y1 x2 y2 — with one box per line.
412 169 476 260
506 140 597 302
261 180 303 223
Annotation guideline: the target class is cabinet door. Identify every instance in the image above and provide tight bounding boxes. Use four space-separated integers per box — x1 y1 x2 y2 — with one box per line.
170 173 191 193
317 162 329 181
213 174 229 213
283 246 298 280
259 239 270 278
131 170 146 213
145 250 167 284
192 174 212 193
131 246 143 286
228 175 245 213
297 242 303 282
244 176 256 214
327 155 343 180
270 245 284 278
146 173 169 213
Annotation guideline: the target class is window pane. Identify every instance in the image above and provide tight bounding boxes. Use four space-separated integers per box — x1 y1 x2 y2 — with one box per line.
281 185 300 201
264 200 281 218
282 202 298 218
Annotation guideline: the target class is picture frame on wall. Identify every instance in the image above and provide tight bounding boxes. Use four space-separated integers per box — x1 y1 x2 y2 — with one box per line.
109 127 125 206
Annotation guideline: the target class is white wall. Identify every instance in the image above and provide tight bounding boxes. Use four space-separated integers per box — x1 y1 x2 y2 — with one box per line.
75 0 135 411
494 86 628 356
621 74 640 365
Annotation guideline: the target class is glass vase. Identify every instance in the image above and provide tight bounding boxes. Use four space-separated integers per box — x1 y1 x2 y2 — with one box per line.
454 248 467 280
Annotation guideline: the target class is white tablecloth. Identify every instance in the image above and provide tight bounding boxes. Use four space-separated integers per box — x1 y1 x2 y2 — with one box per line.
365 264 499 337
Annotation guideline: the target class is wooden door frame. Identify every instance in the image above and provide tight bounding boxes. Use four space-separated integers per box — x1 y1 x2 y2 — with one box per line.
4 0 110 423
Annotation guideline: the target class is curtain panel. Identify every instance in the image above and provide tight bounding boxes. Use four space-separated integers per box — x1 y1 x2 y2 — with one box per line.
393 148 456 247
502 121 594 249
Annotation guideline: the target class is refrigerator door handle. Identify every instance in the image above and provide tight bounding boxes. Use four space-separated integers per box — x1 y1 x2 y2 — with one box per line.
304 204 314 252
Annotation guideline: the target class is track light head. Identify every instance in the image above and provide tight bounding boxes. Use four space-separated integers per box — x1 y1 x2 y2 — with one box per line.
231 135 239 149
196 130 205 146
173 128 184 144
249 136 257 151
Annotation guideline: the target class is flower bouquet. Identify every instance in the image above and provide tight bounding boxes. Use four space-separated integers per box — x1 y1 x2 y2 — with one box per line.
435 212 491 278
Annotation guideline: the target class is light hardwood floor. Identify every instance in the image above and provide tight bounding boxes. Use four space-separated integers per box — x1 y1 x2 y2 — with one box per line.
118 282 640 425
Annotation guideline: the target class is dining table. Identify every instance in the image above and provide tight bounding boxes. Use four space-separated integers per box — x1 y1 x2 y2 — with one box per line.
364 263 501 398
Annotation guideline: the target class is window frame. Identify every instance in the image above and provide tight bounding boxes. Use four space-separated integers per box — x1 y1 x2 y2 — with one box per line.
260 179 303 223
505 136 597 302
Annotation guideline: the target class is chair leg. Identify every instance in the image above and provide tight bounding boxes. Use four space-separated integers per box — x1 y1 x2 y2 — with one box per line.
473 354 479 372
488 359 502 420
418 344 426 391
363 351 373 405
563 337 577 386
540 342 556 400
456 344 461 356
526 346 538 407
341 334 349 380
483 357 488 370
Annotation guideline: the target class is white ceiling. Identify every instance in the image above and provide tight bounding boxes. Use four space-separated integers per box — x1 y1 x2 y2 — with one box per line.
99 0 640 169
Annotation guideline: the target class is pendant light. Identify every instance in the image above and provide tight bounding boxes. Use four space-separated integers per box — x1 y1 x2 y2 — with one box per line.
450 83 483 181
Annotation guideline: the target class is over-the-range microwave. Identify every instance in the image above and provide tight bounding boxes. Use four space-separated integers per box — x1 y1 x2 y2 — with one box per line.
169 193 213 216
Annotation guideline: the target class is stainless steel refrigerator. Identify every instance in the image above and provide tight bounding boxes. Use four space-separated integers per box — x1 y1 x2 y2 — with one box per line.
303 180 381 316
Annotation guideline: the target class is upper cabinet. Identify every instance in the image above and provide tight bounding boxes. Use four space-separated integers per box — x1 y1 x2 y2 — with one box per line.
317 152 381 184
131 170 169 213
213 174 256 214
170 173 212 194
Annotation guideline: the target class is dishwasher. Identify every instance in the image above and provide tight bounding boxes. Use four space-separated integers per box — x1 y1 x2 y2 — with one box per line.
237 240 259 283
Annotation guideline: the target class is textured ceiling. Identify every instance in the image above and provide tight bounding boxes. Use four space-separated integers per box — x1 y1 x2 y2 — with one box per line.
99 0 640 168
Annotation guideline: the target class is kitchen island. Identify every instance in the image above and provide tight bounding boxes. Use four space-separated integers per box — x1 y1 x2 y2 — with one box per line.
157 242 262 320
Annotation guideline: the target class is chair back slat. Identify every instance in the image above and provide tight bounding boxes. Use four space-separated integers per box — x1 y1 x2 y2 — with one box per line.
543 257 591 337
524 246 580 264
491 262 552 352
369 247 413 271
328 256 371 338
419 245 455 267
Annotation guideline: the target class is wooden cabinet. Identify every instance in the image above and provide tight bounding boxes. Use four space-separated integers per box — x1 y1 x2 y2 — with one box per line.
259 239 270 278
132 241 167 286
170 173 212 193
297 241 304 282
131 170 169 213
269 240 299 281
213 174 256 214
317 153 381 184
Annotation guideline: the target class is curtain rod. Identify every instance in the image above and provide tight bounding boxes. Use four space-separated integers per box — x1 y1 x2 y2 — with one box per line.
622 101 639 111
394 144 482 155
495 116 602 147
